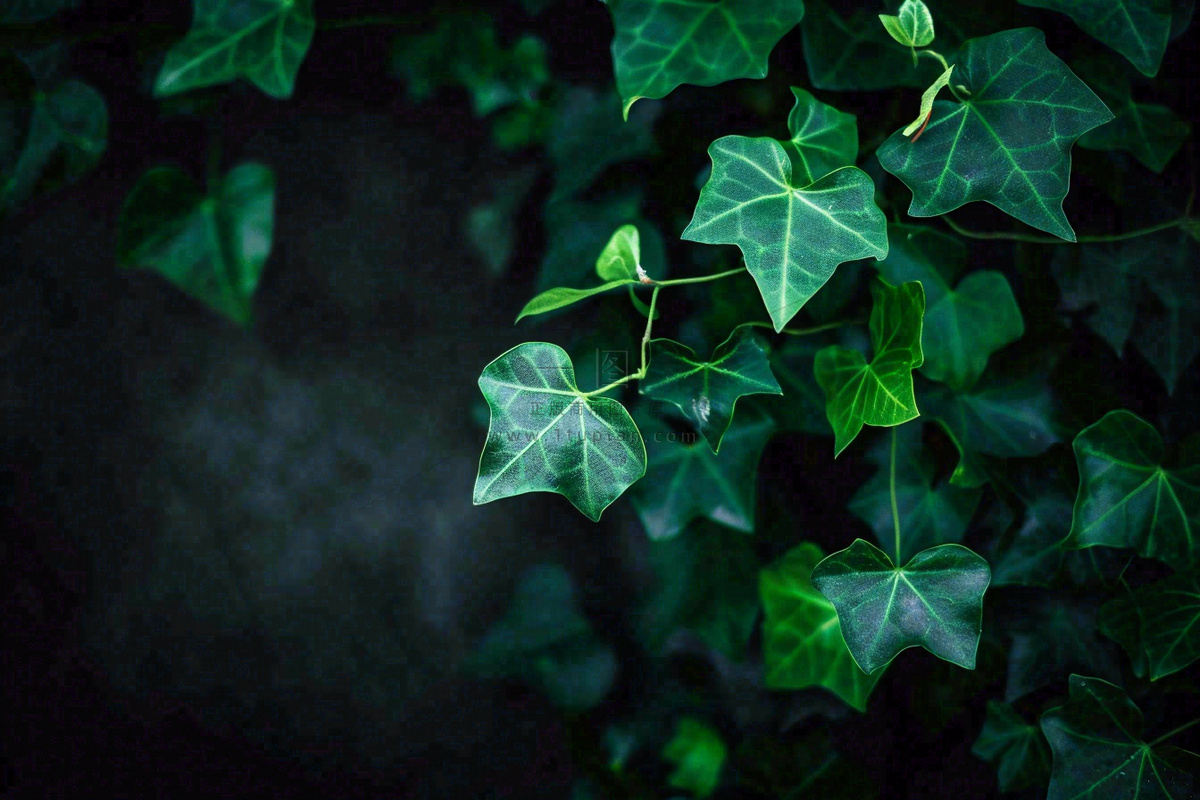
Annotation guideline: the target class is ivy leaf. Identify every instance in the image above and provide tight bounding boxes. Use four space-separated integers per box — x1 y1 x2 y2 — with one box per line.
760 542 886 711
661 717 727 799
815 280 925 456
1041 675 1200 800
1017 0 1172 77
972 701 1052 793
639 521 760 659
801 0 948 90
1102 567 1200 680
848 422 981 563
641 326 782 453
876 28 1114 242
1 78 107 214
682 136 888 332
470 564 617 710
538 194 668 293
919 369 1060 488
781 87 859 186
875 224 1023 391
1075 57 1191 173
117 162 274 326
549 85 658 201
154 0 315 99
879 0 936 49
596 223 646 282
810 539 991 673
1098 586 1152 679
609 0 806 119
1067 409 1200 566
473 343 647 521
516 281 636 323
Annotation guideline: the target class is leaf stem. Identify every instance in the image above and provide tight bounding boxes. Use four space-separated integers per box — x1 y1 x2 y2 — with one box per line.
941 212 1193 244
916 48 950 72
1149 717 1200 748
649 266 748 287
890 426 902 564
584 285 660 397
742 319 864 336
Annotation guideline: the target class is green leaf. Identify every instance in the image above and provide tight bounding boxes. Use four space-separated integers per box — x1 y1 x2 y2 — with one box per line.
631 407 774 539
470 564 617 710
662 717 727 799
596 223 646 282
1 79 107 214
1003 593 1121 700
516 281 637 322
801 0 948 90
1041 675 1199 800
919 369 1060 488
549 86 658 201
876 28 1114 242
609 0 806 119
875 224 1023 391
117 162 274 326
811 539 991 673
879 0 936 48
0 0 78 24
154 0 315 99
1102 567 1200 680
639 521 760 659
641 325 782 452
1068 409 1200 566
473 342 647 521
972 701 1052 793
781 87 859 186
683 136 888 332
760 542 886 711
1017 0 1172 76
848 421 981 563
1098 585 1152 679
1075 57 1191 173
903 65 953 136
814 280 925 456
539 194 668 294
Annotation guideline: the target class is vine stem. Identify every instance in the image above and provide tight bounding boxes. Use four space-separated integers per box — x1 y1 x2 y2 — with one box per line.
316 14 432 31
916 48 950 71
890 426 901 564
649 266 747 287
741 319 864 336
583 285 660 398
1149 717 1200 748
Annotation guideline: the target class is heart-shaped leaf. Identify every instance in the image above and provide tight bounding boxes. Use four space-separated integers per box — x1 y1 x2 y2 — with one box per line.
631 407 774 539
596 223 646 282
473 342 647 521
875 224 1023 391
876 28 1114 242
154 0 315 99
972 701 1052 793
682 136 888 332
609 0 806 119
117 162 274 326
760 542 886 711
815 280 925 456
1100 567 1200 680
661 717 727 798
1068 409 1200 566
879 0 936 49
641 325 782 452
781 86 859 186
810 538 991 673
1018 0 1172 76
1041 675 1199 800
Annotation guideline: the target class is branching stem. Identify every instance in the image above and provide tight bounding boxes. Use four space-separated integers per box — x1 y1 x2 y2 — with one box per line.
584 285 660 397
649 266 748 287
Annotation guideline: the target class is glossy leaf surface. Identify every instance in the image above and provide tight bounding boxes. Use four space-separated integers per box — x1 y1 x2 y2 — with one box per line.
682 136 888 332
642 325 782 452
609 0 806 118
781 86 858 186
1101 567 1200 679
972 701 1052 793
879 0 935 48
815 280 925 456
760 542 885 711
810 539 991 673
1018 0 1172 76
877 28 1114 242
155 0 315 99
1068 410 1200 566
474 343 647 521
516 281 636 322
1041 675 1199 800
117 163 274 326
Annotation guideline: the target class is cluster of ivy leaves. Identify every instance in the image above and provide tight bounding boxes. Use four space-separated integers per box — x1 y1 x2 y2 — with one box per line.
3 0 1199 797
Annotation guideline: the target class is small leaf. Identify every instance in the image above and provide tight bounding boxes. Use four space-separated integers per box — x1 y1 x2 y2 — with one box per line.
814 280 925 456
1018 0 1172 76
972 701 1052 793
609 0 806 119
1041 675 1199 800
641 326 782 452
903 65 953 136
879 0 936 48
595 224 644 282
760 542 886 711
682 136 889 332
117 163 274 326
782 86 859 186
1068 409 1200 566
631 408 775 539
154 0 315 99
810 539 991 673
473 343 647 521
539 194 668 294
662 717 727 799
515 281 636 323
877 28 1114 242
